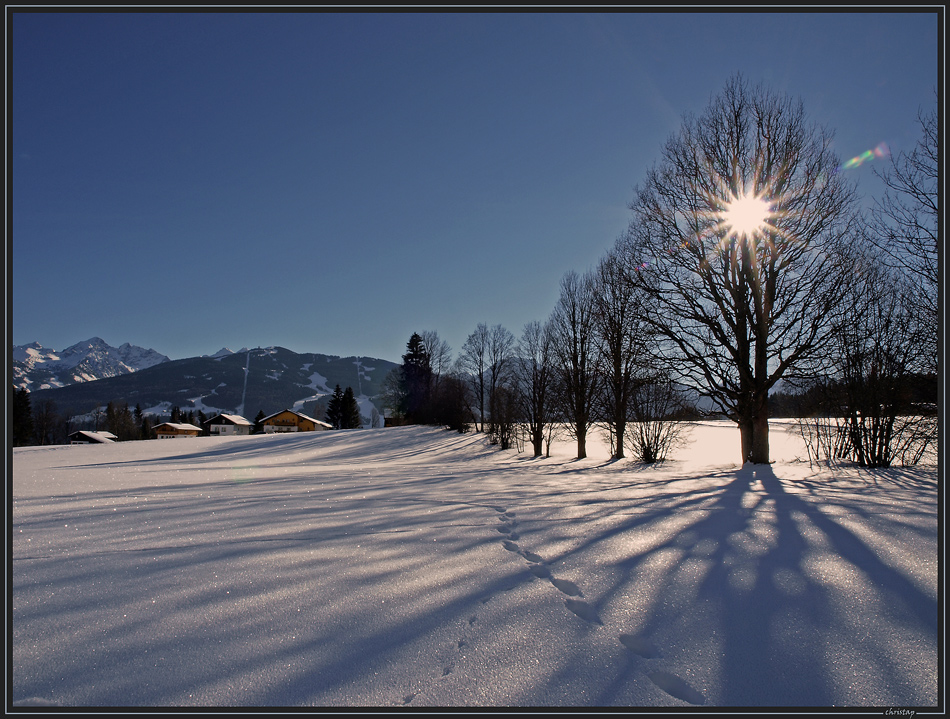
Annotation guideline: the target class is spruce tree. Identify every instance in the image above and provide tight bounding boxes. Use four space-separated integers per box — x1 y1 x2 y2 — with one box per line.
402 333 433 424
326 385 345 429
342 387 362 429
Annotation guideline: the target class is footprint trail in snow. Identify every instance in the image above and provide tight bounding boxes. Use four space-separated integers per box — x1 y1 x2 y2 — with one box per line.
491 503 706 705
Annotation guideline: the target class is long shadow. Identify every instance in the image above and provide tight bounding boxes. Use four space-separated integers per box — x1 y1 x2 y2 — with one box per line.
12 433 938 707
590 463 937 707
51 426 486 472
11 466 536 706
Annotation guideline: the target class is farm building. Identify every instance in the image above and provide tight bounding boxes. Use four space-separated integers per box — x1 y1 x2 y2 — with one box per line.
260 409 332 433
153 422 203 439
68 430 118 445
204 413 253 436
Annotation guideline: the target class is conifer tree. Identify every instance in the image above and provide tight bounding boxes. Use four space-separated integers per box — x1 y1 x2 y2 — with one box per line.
12 386 34 447
326 385 345 429
402 333 433 424
342 386 362 429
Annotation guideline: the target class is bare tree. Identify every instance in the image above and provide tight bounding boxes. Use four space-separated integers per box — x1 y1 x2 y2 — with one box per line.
801 251 936 467
513 320 556 457
459 323 490 433
626 376 691 463
550 270 602 459
626 75 859 464
381 367 407 424
868 97 938 374
486 324 516 444
433 369 472 434
590 244 651 459
421 330 453 398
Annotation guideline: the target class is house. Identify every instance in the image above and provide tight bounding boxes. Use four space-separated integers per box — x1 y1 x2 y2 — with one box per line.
69 430 118 445
153 422 203 439
260 409 332 433
204 413 253 436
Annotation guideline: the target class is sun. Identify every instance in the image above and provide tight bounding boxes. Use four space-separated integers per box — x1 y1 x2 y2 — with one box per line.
721 193 771 237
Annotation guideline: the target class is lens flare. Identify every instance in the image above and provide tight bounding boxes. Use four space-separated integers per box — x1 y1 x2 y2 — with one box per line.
841 142 889 171
629 142 889 276
720 192 771 238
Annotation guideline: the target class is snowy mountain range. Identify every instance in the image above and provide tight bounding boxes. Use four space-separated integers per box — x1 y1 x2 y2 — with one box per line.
19 342 399 424
13 338 170 391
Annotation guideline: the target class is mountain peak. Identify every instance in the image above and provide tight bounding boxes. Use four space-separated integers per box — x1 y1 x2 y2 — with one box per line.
13 339 169 390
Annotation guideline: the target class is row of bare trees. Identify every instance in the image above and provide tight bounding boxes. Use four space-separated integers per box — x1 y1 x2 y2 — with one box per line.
386 270 696 463
386 76 936 468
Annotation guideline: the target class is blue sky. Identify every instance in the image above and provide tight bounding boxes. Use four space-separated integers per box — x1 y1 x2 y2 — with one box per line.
9 9 940 363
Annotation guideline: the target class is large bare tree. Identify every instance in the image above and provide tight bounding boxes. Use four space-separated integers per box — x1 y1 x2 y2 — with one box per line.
626 76 858 464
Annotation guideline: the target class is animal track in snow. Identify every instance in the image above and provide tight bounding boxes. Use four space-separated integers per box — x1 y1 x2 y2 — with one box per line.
618 634 661 658
646 671 706 705
564 599 603 625
502 540 520 553
550 578 583 597
485 502 703 706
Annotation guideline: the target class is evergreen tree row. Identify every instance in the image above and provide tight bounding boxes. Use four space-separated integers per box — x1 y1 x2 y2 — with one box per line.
325 385 362 429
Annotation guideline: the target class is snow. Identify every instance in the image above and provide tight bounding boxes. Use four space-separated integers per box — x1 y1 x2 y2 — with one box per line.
11 421 938 708
356 394 379 427
13 338 169 390
304 368 331 393
186 395 227 416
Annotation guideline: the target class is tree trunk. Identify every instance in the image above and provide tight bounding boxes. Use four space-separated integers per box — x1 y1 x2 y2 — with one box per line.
739 416 753 464
747 391 771 464
749 412 770 464
532 431 543 457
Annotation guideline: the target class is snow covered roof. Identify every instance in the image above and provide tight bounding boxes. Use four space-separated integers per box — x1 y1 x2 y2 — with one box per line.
68 430 117 443
260 409 333 429
153 423 203 432
205 413 252 426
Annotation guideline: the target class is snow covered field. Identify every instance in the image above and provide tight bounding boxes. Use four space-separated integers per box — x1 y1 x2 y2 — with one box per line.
11 421 939 708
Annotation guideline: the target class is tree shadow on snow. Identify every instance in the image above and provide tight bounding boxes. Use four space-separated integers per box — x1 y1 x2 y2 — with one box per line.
593 463 937 707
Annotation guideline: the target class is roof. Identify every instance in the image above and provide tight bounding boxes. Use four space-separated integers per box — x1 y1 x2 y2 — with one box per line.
205 413 252 426
69 430 117 443
260 409 333 428
153 422 203 432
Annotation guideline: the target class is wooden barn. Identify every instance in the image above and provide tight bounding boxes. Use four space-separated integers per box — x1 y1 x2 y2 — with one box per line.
153 422 203 439
260 409 332 433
